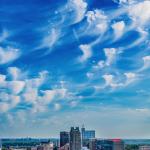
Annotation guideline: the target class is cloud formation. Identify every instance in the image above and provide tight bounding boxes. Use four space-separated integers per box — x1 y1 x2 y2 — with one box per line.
0 47 20 64
0 0 150 138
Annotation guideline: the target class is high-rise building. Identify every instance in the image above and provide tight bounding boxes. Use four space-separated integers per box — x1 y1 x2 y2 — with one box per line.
60 132 69 147
81 126 95 140
70 127 81 150
81 125 95 147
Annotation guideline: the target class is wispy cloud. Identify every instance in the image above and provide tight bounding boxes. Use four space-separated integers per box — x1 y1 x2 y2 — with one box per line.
0 0 150 137
78 44 92 62
0 47 20 64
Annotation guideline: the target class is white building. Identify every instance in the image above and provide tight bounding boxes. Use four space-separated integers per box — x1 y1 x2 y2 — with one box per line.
0 140 2 150
139 145 150 150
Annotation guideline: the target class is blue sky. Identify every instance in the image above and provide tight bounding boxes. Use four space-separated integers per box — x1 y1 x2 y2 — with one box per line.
0 0 150 138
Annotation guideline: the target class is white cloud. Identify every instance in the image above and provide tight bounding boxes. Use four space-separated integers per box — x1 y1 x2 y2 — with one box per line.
0 92 10 101
103 74 115 87
97 61 105 68
11 95 20 107
0 46 20 64
56 88 67 98
38 29 60 54
32 103 47 113
0 74 6 83
125 72 136 79
41 88 67 103
0 30 9 43
69 0 87 23
102 74 123 88
92 60 105 70
0 67 69 114
90 48 118 70
54 103 61 111
124 72 137 85
22 89 38 103
102 73 136 89
0 102 9 113
104 48 117 66
0 94 20 113
25 71 48 90
70 101 78 107
41 90 56 104
112 21 125 39
7 67 21 80
142 55 150 70
86 10 108 34
78 44 92 62
8 81 25 94
113 0 133 4
128 1 150 27
86 72 94 79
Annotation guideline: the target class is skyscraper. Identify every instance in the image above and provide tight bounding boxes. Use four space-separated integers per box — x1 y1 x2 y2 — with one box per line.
81 125 95 147
70 127 81 150
60 131 69 147
81 125 95 140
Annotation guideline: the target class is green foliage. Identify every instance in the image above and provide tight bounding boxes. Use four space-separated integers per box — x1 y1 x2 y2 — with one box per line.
2 147 8 150
125 145 139 150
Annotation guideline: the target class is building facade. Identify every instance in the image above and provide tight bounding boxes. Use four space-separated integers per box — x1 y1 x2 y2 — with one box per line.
89 139 113 150
0 140 2 150
111 139 124 150
60 132 69 148
70 127 81 150
139 146 150 150
81 127 95 140
81 126 95 147
59 143 69 150
89 139 124 150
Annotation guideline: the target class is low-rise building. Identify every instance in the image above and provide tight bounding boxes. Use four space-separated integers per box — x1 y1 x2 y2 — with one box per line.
139 145 150 150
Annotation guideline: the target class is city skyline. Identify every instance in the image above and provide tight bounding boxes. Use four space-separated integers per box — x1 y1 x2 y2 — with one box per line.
0 0 150 138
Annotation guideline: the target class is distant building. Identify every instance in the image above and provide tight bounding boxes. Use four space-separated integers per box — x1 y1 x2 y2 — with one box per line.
37 145 44 150
11 149 27 150
37 143 53 150
81 125 95 147
59 143 69 150
111 139 124 150
31 147 37 150
96 139 113 150
139 146 150 150
81 147 90 150
70 127 81 150
89 139 96 150
81 126 95 140
60 132 69 147
0 140 2 150
89 139 124 150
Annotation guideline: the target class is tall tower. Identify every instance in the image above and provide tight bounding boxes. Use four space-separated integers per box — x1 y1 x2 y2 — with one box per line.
81 125 95 147
70 127 81 150
60 131 69 147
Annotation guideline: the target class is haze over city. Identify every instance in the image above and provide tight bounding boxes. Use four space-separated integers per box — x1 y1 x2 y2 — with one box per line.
0 0 150 138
